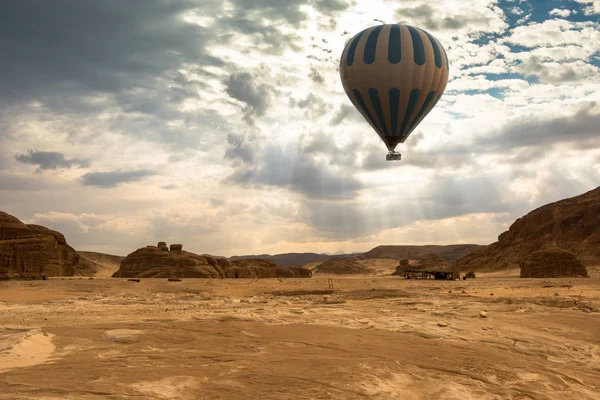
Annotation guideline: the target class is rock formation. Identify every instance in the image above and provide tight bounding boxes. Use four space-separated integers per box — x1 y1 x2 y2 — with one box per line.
157 242 168 251
519 249 589 278
112 244 312 279
313 259 375 275
0 211 82 279
455 186 600 272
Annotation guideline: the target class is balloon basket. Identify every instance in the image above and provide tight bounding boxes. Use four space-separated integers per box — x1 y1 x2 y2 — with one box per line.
386 152 402 161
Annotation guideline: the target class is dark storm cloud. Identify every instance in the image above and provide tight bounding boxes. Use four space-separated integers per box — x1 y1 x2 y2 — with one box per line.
81 170 157 188
15 150 90 171
0 0 223 106
223 72 272 125
0 0 240 153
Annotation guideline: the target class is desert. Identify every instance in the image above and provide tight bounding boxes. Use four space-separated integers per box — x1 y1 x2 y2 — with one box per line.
2 2 600 399
2 187 600 399
1 271 599 399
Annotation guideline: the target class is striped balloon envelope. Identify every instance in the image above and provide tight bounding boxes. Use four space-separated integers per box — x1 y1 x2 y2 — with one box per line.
339 24 449 160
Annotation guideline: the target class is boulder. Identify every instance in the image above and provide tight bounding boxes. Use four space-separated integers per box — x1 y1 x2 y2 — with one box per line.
519 249 589 278
157 242 169 251
170 244 183 252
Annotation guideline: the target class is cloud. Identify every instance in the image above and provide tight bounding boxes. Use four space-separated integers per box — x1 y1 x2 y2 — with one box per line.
0 1 224 107
0 172 57 191
26 211 148 253
226 143 364 200
513 57 599 83
573 0 600 15
329 104 361 126
15 150 90 171
289 93 331 119
308 67 325 84
548 8 572 18
223 72 272 124
225 0 348 27
394 1 508 34
477 102 600 152
504 19 600 50
81 170 157 188
299 173 525 240
224 132 259 165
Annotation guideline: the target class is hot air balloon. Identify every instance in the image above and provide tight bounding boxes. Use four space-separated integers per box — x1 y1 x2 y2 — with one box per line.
339 24 449 161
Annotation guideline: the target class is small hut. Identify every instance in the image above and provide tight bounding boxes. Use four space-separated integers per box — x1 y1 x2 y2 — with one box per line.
519 249 589 278
395 254 459 280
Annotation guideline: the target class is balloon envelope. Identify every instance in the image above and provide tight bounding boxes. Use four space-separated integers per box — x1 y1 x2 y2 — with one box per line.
339 24 449 151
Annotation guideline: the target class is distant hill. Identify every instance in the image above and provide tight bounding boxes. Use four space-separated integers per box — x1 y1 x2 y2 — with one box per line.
356 244 483 262
77 251 124 277
229 253 345 267
230 245 483 267
455 186 600 272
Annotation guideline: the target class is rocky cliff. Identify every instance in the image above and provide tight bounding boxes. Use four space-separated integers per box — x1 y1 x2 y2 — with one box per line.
455 186 600 272
0 212 81 279
112 244 312 279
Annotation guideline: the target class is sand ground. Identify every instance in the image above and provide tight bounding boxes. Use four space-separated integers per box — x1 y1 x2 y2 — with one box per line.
1 272 599 400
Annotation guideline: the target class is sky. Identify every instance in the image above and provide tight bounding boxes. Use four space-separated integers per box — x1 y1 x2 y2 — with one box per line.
0 0 599 257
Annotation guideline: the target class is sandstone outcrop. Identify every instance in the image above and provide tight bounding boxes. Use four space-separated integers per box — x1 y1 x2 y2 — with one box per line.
520 249 589 278
455 186 600 272
112 245 312 279
170 244 183 252
0 211 82 279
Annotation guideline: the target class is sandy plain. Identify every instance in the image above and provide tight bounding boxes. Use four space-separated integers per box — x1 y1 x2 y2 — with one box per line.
1 264 599 400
